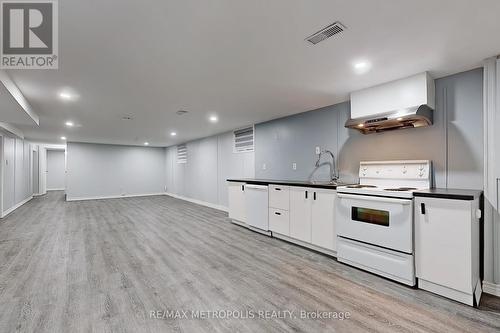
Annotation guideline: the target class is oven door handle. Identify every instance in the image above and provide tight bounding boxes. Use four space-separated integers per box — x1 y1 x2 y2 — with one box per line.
337 193 412 205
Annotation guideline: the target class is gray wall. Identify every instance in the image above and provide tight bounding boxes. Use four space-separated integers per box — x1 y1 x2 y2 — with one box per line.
165 131 254 208
1 134 33 214
66 142 166 200
255 68 484 190
47 150 66 190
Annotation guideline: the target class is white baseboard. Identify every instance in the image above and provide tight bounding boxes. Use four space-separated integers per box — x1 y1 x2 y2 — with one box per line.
483 281 500 297
1 196 33 218
164 192 228 212
47 188 65 191
66 192 166 202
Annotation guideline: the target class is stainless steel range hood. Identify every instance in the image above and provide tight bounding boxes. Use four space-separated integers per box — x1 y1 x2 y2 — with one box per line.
346 72 435 134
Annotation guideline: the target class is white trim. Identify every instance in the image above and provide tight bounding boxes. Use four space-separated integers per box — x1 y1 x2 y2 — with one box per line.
273 232 337 257
66 192 165 202
0 70 39 125
1 196 33 218
483 281 500 297
230 219 272 236
0 122 24 138
419 279 476 306
165 192 228 212
47 188 65 191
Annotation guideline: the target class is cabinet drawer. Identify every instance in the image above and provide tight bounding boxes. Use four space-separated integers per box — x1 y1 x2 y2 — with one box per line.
269 185 290 210
269 208 290 236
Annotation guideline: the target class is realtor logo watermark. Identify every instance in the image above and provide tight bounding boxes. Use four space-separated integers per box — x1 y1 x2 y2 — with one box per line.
1 0 58 69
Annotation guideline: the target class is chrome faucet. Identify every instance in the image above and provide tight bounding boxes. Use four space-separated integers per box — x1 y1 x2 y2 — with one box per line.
315 149 338 182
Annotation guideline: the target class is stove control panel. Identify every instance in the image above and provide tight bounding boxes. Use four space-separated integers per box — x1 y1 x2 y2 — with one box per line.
359 160 431 180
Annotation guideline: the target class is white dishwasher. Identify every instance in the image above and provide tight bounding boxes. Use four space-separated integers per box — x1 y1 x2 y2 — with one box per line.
244 184 269 231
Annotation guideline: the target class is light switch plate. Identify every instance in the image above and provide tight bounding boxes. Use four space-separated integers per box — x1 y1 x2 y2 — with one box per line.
262 163 266 170
292 163 297 170
315 146 321 155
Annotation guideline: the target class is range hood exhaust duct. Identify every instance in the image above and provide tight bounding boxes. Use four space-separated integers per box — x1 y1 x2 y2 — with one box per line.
346 72 435 134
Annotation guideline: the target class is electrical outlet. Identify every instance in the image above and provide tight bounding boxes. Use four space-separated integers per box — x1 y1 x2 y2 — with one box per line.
292 163 297 170
315 146 321 155
262 163 267 170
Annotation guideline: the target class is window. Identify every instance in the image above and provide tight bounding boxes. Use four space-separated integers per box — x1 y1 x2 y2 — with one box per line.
351 207 389 227
177 144 187 164
233 126 254 153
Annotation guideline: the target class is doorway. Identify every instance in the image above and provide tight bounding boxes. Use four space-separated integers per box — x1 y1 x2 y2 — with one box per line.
32 150 39 195
46 150 66 191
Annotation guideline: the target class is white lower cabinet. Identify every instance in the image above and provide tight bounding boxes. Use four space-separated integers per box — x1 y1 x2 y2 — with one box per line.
228 182 246 223
415 196 481 306
290 187 312 243
311 190 337 251
269 208 289 236
289 187 337 251
229 181 337 254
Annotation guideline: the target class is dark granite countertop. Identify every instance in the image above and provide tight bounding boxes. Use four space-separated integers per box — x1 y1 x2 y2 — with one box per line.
226 178 351 190
413 188 483 201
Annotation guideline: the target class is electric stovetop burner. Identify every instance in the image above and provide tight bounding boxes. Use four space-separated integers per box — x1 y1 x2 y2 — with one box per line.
347 185 377 189
384 187 418 191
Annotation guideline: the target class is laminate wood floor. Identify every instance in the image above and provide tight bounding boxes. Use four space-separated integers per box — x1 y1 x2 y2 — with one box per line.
0 192 499 333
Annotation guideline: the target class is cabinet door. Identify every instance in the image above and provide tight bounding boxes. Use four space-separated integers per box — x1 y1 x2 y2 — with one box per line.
228 182 246 223
269 208 290 236
290 187 312 242
311 190 336 251
415 197 472 293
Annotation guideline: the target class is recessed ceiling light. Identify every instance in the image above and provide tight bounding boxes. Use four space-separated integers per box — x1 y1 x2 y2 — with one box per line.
353 60 372 74
58 89 79 101
170 132 177 136
60 136 67 140
144 142 149 146
65 121 74 127
357 124 364 128
209 115 218 123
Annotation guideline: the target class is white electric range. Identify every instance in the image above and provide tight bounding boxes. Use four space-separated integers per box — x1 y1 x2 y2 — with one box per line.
336 160 431 286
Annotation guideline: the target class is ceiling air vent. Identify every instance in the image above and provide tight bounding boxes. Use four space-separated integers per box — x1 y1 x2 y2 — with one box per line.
305 21 346 45
177 144 187 164
233 126 254 153
176 110 189 116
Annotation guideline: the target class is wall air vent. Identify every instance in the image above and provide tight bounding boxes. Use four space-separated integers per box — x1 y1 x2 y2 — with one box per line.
233 126 254 153
177 144 187 163
305 21 346 45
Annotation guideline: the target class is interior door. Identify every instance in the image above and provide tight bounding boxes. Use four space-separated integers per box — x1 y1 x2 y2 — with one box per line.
290 187 312 242
3 136 15 211
32 150 39 194
311 190 336 251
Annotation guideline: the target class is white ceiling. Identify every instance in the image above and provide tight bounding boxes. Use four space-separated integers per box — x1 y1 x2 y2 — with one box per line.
5 0 500 146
